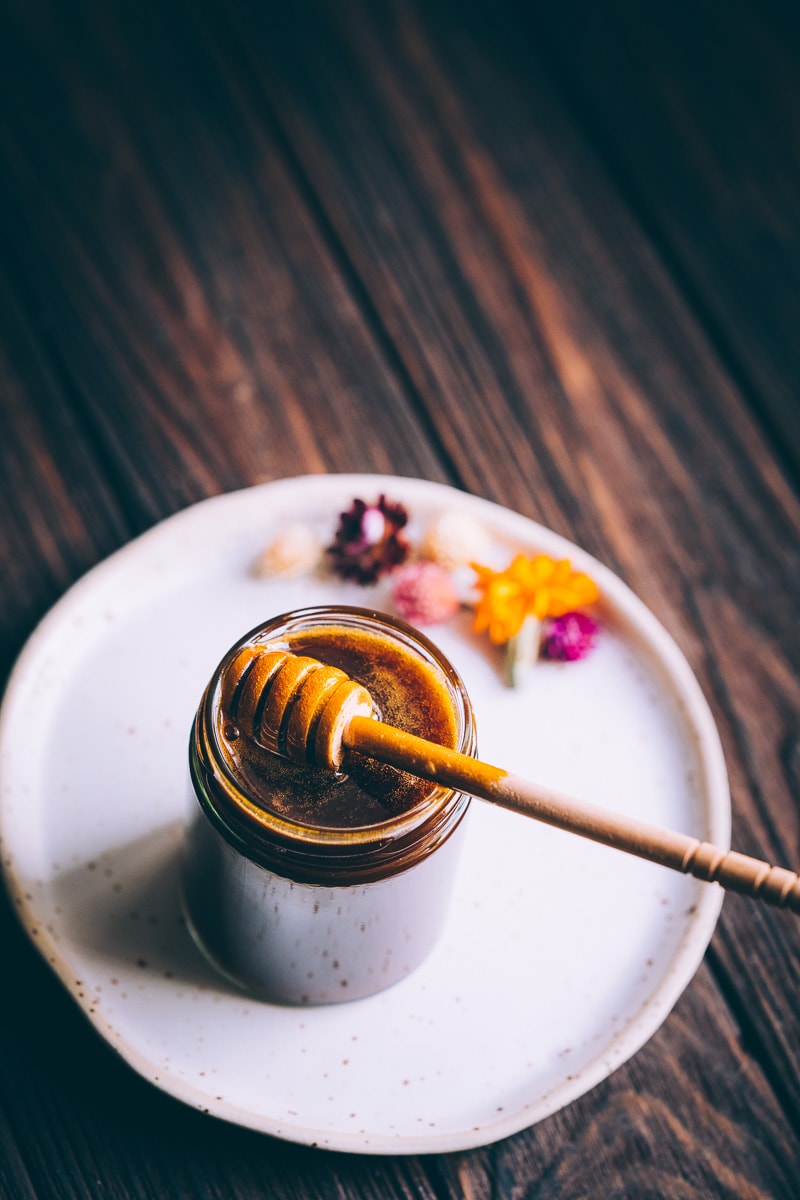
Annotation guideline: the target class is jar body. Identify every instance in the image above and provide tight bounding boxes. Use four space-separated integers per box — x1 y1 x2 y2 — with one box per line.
182 606 476 1005
182 800 469 1002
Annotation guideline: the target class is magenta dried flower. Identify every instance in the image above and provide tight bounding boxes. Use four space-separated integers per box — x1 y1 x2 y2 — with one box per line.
540 612 599 662
327 495 410 584
392 561 460 625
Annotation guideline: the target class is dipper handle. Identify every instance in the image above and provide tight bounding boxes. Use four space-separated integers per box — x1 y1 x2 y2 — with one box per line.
345 717 800 912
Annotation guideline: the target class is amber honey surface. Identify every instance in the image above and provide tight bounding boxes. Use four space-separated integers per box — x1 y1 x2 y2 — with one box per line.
217 624 458 829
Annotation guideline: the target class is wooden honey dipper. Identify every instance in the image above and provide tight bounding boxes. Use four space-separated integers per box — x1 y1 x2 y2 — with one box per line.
221 646 800 913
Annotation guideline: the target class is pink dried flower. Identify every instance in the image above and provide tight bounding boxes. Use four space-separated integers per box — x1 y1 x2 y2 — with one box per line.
540 612 599 662
392 561 460 625
327 495 410 584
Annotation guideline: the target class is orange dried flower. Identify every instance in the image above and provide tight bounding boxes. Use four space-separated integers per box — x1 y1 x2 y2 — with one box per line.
471 554 599 644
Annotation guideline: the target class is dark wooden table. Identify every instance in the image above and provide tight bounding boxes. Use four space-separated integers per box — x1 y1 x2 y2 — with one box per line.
2 0 799 1195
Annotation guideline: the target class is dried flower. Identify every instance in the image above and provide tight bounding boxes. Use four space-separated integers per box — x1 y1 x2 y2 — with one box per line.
391 561 460 625
326 495 410 584
541 612 599 662
471 554 599 644
420 510 489 569
252 524 321 578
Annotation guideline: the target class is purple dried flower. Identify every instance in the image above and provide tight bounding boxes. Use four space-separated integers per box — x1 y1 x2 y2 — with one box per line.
327 495 410 584
540 611 599 662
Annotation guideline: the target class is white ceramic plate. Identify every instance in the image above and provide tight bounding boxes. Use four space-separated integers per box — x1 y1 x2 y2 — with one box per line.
0 475 729 1154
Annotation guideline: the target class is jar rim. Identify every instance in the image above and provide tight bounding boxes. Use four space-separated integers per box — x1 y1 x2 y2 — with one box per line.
189 606 476 880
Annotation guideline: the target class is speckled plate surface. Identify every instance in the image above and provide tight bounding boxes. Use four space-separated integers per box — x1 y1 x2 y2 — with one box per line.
0 475 729 1153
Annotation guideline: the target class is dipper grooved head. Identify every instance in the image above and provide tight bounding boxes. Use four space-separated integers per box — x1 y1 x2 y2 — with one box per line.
221 647 374 769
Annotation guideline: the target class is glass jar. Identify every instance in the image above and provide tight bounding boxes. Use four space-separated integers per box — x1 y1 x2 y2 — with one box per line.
182 606 476 1004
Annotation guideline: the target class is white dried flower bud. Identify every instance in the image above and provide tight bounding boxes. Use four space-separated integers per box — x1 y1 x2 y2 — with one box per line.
420 510 490 569
252 524 321 578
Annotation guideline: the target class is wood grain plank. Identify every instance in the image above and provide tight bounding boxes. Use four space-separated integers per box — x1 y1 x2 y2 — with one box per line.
0 1113 38 1200
524 0 800 487
0 275 134 678
0 0 449 536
